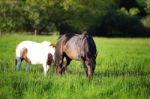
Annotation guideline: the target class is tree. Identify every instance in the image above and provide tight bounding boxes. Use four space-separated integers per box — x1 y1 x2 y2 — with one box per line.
145 0 150 14
0 1 24 33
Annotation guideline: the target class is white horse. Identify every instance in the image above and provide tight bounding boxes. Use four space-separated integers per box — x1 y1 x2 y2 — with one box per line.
16 41 55 75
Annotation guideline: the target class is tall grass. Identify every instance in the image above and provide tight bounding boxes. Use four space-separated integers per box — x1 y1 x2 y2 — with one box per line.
0 34 150 98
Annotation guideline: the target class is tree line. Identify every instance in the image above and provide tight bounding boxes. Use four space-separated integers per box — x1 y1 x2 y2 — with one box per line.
0 0 150 37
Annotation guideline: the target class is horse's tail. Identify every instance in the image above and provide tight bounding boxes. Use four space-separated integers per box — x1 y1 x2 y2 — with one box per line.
82 32 97 65
82 32 97 60
81 32 97 77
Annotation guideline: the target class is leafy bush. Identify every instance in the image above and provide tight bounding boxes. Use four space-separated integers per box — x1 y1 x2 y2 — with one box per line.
89 8 148 37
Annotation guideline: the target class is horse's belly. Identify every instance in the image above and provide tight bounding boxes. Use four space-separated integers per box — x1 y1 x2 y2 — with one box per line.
65 50 79 60
31 61 43 65
27 51 46 64
30 57 42 64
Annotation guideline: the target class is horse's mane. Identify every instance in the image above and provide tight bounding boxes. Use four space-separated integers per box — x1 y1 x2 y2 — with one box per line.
58 33 75 39
58 33 79 45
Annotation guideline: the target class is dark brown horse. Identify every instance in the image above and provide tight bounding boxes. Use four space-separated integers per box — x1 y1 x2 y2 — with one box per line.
54 32 97 78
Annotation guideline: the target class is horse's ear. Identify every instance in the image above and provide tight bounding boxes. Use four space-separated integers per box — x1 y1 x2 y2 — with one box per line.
50 44 56 48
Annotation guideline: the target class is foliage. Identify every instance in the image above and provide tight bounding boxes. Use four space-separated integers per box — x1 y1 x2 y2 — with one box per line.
90 9 147 37
0 34 150 98
0 1 24 32
144 0 150 14
142 15 150 28
0 0 150 37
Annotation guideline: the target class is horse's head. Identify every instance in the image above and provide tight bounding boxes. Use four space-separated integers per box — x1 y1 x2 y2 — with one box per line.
47 53 53 65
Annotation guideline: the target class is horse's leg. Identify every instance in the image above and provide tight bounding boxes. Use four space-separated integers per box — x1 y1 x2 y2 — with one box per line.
80 60 88 77
55 46 65 74
46 65 50 72
87 65 92 79
43 63 47 76
26 62 30 71
16 57 22 71
57 55 64 74
86 61 95 79
61 56 71 73
24 57 31 72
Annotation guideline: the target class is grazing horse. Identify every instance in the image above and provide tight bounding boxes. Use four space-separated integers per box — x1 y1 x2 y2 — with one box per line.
54 32 97 78
16 41 55 75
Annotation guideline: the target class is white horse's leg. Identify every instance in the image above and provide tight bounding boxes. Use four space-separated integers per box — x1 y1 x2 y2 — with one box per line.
43 64 47 76
16 57 22 71
26 62 30 71
46 65 50 72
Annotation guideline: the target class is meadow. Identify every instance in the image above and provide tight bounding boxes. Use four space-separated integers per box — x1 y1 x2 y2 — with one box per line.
0 34 150 99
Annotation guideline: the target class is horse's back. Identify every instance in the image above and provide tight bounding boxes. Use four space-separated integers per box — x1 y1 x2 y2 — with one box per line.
16 41 51 51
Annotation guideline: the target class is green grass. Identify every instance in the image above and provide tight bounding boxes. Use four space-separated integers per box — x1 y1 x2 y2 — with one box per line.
0 34 150 99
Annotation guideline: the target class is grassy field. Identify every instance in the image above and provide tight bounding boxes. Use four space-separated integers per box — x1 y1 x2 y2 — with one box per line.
0 34 150 99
